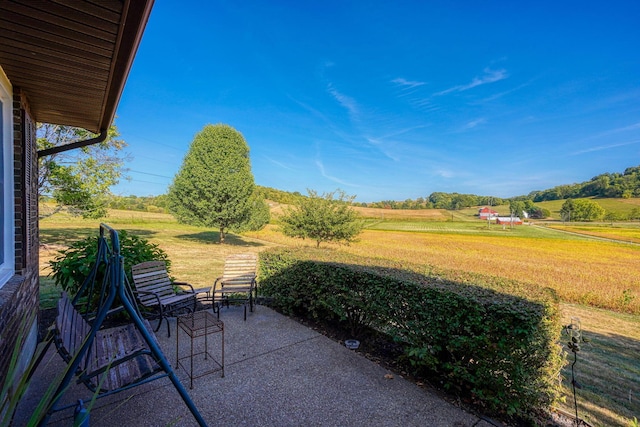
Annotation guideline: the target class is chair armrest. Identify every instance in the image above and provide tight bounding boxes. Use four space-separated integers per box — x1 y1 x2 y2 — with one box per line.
192 286 213 300
212 277 223 294
174 281 195 293
134 289 162 306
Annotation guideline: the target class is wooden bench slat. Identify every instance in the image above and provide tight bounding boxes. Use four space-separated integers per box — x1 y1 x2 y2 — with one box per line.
55 293 161 392
87 321 159 391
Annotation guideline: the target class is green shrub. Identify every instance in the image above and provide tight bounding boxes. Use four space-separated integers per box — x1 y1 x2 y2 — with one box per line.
259 247 563 422
49 230 170 297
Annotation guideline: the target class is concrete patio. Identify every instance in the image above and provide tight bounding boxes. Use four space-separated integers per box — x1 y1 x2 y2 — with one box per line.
13 304 496 426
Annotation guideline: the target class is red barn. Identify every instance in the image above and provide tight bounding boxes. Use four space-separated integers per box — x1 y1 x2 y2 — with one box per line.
478 207 499 220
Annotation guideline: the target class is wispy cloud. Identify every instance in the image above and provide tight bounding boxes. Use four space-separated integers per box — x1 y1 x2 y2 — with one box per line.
363 126 428 162
392 78 426 89
364 136 400 162
436 169 455 179
327 83 359 118
265 156 295 170
435 68 508 96
316 159 360 187
476 80 533 103
461 118 486 130
571 139 640 155
408 97 441 113
390 77 438 112
379 125 428 139
588 122 640 140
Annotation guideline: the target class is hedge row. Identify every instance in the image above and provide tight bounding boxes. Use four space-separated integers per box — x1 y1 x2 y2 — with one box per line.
258 247 563 421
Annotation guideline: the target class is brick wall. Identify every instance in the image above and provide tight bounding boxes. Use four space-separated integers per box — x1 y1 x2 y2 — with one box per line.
0 87 39 412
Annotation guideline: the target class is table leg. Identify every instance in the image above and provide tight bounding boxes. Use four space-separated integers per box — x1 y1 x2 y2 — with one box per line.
176 319 179 367
204 316 208 361
221 323 225 378
190 326 194 389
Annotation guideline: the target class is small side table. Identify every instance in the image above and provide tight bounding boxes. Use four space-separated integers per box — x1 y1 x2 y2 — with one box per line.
176 310 224 389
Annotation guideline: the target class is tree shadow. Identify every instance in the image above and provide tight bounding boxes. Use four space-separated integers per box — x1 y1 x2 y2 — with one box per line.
40 227 157 246
176 231 265 247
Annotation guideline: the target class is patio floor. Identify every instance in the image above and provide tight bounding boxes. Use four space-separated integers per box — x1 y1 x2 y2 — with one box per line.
13 304 495 426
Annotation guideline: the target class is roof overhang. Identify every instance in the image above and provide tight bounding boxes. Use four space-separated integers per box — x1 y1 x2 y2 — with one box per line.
0 0 154 134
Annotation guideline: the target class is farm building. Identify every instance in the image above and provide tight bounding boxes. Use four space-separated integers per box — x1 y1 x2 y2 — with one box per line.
496 216 523 225
0 0 153 415
478 207 499 220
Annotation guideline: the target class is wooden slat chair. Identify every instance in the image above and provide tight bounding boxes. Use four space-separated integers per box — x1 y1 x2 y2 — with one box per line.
131 261 200 337
207 253 258 321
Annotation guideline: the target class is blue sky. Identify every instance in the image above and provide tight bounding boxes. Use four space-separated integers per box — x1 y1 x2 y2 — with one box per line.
114 1 640 203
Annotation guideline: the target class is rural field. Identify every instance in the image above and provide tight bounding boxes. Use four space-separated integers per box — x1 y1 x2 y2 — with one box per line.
38 207 639 427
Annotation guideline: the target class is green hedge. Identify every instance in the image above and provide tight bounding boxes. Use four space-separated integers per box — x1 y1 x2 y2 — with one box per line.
258 247 563 421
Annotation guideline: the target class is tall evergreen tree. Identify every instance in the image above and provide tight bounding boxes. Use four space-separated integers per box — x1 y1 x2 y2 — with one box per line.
168 124 262 243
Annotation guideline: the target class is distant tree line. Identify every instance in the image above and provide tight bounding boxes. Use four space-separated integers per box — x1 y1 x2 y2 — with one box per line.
508 199 551 219
106 194 169 213
353 193 505 210
105 185 294 214
528 165 640 201
255 186 305 205
354 165 640 210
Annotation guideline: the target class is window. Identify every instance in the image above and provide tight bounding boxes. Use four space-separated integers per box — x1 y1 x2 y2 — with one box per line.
0 67 14 287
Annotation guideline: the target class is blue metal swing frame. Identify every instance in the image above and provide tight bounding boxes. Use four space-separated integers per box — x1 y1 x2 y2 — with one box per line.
40 224 207 426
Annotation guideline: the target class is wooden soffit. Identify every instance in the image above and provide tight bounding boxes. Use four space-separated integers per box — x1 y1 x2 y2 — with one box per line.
0 0 154 133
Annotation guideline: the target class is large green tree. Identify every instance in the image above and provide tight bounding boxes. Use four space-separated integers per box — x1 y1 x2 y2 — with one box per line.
509 200 526 218
168 124 267 243
560 198 605 221
280 189 363 247
38 123 126 219
229 191 271 234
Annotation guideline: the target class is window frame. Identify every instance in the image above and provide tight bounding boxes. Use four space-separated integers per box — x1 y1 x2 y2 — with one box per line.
0 66 15 287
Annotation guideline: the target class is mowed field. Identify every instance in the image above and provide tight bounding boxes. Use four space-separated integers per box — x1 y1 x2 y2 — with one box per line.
355 229 640 314
264 203 640 315
39 207 640 426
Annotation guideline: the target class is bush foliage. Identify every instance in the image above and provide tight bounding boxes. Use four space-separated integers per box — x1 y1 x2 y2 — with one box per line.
49 230 170 297
279 189 363 247
258 247 563 421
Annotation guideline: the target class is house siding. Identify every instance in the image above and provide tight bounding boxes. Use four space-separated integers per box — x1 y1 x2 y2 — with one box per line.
0 87 39 411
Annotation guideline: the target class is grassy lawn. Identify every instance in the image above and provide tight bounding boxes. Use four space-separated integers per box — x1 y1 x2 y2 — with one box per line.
546 223 640 244
39 208 639 426
364 219 603 240
38 209 281 308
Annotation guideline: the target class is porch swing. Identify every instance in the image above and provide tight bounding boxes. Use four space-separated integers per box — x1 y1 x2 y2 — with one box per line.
39 224 207 426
